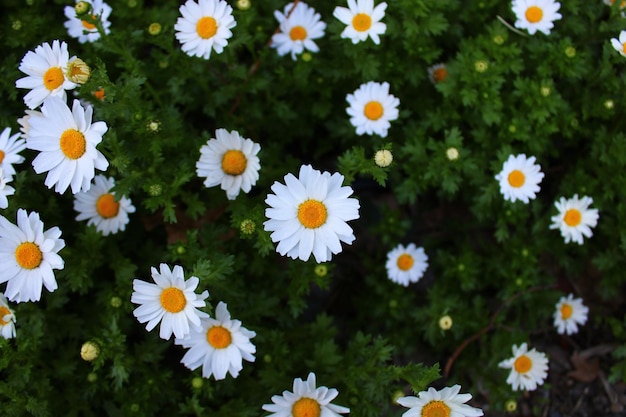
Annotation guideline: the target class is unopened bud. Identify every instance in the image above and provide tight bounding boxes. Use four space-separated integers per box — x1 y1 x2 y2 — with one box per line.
374 149 393 167
80 341 100 361
66 58 91 84
74 1 92 16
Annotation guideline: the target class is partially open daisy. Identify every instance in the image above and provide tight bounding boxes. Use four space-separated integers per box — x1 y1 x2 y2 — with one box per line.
26 96 109 194
611 31 626 57
333 0 387 45
64 0 112 44
549 194 599 245
0 169 15 210
494 154 544 204
0 127 26 181
196 129 261 200
15 40 78 109
74 175 136 236
397 385 484 417
553 294 589 335
262 372 350 417
385 243 428 287
271 2 327 60
264 164 360 263
427 63 448 84
131 264 209 340
0 293 16 339
175 301 256 380
498 342 548 391
346 81 399 138
511 0 562 35
0 209 65 303
174 0 237 60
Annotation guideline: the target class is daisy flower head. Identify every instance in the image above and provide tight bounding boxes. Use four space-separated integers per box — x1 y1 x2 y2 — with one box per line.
333 0 387 45
271 2 327 60
396 385 484 417
196 129 261 200
262 372 350 417
494 154 544 204
0 293 16 339
175 301 256 380
0 127 26 180
131 264 209 340
385 243 428 287
498 342 548 391
0 169 15 210
346 81 399 138
64 0 112 44
264 165 360 263
611 31 626 57
26 96 109 195
15 40 78 109
549 194 599 245
73 175 136 235
0 209 65 303
511 0 562 35
553 294 589 335
427 63 448 84
174 0 237 60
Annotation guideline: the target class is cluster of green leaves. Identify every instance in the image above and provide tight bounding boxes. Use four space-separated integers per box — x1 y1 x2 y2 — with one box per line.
1 0 626 416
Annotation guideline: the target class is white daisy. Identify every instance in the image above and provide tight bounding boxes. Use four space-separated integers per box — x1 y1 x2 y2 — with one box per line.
175 301 256 380
64 0 112 44
264 164 360 263
196 129 261 200
494 154 544 204
611 31 626 57
0 127 26 180
174 0 237 60
553 294 589 335
0 209 65 303
26 96 109 195
15 40 78 109
346 81 399 138
397 385 484 417
271 2 327 60
0 293 16 339
333 0 387 45
17 110 43 140
262 372 350 417
73 175 136 236
427 63 448 84
511 0 562 35
498 342 549 391
131 264 209 340
0 169 15 210
549 194 599 245
385 243 429 287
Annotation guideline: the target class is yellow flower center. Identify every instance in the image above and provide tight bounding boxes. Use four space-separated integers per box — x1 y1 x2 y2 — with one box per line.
43 67 65 91
352 13 372 32
514 354 532 373
507 169 525 188
525 6 543 23
564 209 582 227
290 25 307 41
15 242 43 269
433 67 447 82
82 15 97 30
364 101 384 120
0 306 12 325
206 325 232 349
159 287 186 313
96 193 120 219
421 400 451 417
0 150 5 164
196 16 217 39
292 398 321 417
396 253 414 271
297 199 328 229
560 303 573 319
60 129 87 159
221 150 247 176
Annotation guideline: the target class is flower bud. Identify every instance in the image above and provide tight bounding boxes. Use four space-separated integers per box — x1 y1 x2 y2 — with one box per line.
74 1 92 16
237 0 251 10
439 315 453 330
80 341 100 361
446 147 459 161
148 22 162 35
374 149 393 167
66 58 91 84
